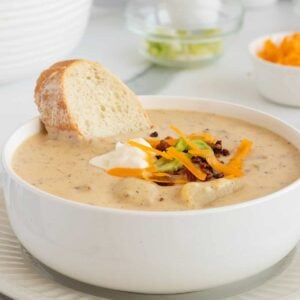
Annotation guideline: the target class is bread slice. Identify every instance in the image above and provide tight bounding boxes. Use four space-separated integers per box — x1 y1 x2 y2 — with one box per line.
34 59 152 139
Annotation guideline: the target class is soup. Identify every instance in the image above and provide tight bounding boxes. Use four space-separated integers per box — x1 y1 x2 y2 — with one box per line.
12 110 300 211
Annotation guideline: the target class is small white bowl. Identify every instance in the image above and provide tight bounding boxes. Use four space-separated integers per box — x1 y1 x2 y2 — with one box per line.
2 96 300 294
249 32 300 107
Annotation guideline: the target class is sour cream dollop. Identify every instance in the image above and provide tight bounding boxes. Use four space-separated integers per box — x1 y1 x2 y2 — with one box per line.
89 138 151 170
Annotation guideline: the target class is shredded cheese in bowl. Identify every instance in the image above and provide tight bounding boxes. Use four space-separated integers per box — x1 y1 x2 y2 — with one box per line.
258 33 300 66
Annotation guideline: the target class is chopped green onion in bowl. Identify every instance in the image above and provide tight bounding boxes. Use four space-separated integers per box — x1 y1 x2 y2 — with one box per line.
144 28 223 66
125 0 244 67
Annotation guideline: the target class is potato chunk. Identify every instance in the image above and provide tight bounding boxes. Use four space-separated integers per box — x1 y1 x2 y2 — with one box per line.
113 178 159 206
181 179 244 208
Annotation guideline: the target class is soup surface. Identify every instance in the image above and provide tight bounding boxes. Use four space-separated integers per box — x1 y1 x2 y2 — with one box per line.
13 110 300 211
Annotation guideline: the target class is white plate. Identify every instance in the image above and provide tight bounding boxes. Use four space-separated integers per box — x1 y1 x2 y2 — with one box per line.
1 189 300 300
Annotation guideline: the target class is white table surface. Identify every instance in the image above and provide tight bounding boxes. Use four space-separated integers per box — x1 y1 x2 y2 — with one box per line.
0 1 299 299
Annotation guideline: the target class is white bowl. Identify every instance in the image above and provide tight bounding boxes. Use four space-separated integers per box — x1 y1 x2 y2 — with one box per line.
2 96 300 294
0 0 92 84
249 32 300 107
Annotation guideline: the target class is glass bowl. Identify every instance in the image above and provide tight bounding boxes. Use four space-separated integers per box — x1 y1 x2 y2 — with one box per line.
125 0 244 67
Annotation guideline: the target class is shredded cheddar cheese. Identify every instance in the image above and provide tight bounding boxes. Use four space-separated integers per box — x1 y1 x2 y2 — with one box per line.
189 132 217 144
107 168 151 178
206 139 253 177
146 138 161 148
128 140 172 160
167 147 207 181
227 139 253 171
258 33 300 66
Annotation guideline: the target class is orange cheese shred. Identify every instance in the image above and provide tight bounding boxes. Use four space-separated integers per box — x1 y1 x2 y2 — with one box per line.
189 133 217 144
206 139 253 177
146 138 160 148
128 141 172 160
166 147 207 181
146 137 177 148
107 168 175 184
165 137 177 146
188 149 211 158
152 172 171 177
228 139 253 170
107 168 149 178
206 155 243 177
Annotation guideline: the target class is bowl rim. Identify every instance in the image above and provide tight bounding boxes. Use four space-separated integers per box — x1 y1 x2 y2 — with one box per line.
249 31 300 70
126 23 243 42
2 95 300 217
125 1 244 41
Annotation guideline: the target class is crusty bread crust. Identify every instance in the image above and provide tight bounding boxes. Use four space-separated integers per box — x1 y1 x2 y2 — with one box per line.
35 59 151 138
35 60 81 136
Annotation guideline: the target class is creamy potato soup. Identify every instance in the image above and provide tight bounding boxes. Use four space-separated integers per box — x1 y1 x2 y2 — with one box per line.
13 110 300 211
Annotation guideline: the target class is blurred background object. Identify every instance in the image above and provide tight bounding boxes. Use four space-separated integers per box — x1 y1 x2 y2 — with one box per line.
0 0 92 84
293 0 300 15
125 0 244 67
93 0 127 11
241 0 277 8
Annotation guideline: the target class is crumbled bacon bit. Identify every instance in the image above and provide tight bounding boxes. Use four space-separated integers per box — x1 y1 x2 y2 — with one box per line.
156 140 170 151
212 140 231 157
205 173 213 181
197 162 214 181
212 140 223 156
213 172 224 179
202 167 213 175
184 168 197 182
213 140 222 150
199 161 210 169
222 149 230 156
191 156 202 164
150 131 158 137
